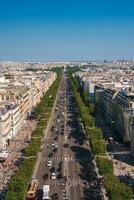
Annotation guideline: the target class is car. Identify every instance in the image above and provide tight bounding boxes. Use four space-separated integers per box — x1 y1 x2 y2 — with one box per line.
51 172 56 180
61 128 64 132
67 135 71 139
54 143 58 148
53 147 57 153
63 176 68 182
52 142 55 146
57 119 60 123
57 166 62 172
63 191 69 200
52 193 59 200
48 152 53 158
51 126 54 131
55 131 59 135
58 161 63 166
55 107 58 111
82 180 89 185
50 167 55 173
54 126 58 131
43 173 49 180
54 136 58 141
63 143 69 148
62 181 66 187
61 125 64 128
57 173 63 180
46 160 52 167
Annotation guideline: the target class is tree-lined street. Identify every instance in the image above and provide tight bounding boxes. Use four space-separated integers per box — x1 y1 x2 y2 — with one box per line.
35 71 102 200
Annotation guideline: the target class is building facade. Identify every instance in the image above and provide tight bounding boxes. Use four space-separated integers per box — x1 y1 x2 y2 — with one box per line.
0 71 57 152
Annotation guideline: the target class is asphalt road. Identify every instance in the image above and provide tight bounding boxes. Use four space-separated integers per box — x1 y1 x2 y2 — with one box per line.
36 72 102 200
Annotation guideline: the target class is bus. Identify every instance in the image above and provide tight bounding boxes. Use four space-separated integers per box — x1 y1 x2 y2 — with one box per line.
42 185 50 200
26 179 38 200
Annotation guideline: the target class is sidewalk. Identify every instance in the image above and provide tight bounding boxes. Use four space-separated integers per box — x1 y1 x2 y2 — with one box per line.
107 142 134 192
113 158 134 176
0 119 36 193
81 122 109 200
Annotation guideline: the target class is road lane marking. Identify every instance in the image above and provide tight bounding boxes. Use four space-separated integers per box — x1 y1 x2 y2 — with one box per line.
42 179 87 187
41 156 91 162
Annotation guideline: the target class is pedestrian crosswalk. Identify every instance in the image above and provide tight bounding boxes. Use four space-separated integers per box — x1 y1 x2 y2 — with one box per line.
42 179 89 187
41 156 91 162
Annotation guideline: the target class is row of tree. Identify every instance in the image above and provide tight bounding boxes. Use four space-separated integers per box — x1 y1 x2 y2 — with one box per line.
5 68 63 200
69 73 106 156
104 174 132 200
68 70 132 200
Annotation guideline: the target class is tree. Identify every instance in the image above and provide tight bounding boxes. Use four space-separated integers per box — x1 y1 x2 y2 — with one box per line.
91 139 106 156
5 191 16 200
89 103 95 114
7 176 26 200
96 157 113 175
87 128 103 140
104 174 132 200
82 91 90 106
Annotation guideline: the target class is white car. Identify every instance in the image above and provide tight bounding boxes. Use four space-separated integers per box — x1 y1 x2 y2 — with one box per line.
52 142 55 146
57 119 60 123
54 143 58 148
51 173 56 180
46 160 52 167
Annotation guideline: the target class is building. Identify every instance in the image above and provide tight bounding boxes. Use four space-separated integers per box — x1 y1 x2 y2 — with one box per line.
0 71 57 152
0 102 20 150
75 70 134 157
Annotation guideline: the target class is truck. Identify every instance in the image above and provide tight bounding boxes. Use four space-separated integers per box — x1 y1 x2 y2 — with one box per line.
42 185 50 200
26 179 38 200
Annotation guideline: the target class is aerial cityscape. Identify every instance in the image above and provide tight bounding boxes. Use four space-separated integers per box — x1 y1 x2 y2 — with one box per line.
0 0 134 200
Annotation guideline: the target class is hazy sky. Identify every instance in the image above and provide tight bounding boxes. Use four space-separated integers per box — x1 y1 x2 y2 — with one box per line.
0 0 134 61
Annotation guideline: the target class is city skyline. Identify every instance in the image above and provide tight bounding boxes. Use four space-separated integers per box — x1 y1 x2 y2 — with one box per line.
0 0 134 61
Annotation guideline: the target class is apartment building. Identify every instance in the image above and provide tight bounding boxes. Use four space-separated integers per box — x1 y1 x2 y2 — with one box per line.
0 71 57 152
114 90 134 142
0 107 12 150
0 102 20 150
97 88 134 142
9 104 20 137
75 71 134 157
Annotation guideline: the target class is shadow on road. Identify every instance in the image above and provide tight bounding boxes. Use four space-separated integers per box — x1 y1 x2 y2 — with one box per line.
37 188 42 200
66 83 102 199
70 146 102 200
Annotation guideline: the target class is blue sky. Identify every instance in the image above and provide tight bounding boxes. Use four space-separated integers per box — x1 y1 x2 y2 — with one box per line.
0 0 134 61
